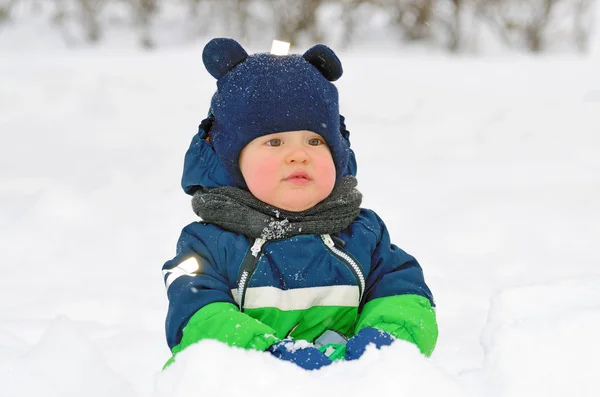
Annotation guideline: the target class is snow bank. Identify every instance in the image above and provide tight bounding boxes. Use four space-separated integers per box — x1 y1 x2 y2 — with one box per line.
155 340 466 397
475 278 600 397
1 316 135 397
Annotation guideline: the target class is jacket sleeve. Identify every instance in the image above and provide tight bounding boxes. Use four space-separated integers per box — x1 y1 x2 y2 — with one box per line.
354 211 438 356
163 224 280 359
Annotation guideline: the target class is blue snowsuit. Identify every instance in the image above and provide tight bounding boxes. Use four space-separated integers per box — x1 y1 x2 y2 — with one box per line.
162 119 438 363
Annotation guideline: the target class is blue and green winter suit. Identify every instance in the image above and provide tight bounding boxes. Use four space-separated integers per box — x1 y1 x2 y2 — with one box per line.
163 120 438 366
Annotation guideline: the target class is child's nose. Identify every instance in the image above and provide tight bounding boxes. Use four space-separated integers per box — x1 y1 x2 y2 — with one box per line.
285 146 309 165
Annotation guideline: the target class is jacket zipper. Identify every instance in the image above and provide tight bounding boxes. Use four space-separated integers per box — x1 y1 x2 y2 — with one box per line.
236 237 266 311
321 234 365 302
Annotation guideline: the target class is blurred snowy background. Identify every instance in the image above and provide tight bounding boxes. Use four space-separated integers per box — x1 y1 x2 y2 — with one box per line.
1 1 599 397
0 0 598 53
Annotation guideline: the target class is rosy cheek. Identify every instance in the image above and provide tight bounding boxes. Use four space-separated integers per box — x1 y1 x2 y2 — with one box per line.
245 158 279 197
312 155 336 194
255 159 279 181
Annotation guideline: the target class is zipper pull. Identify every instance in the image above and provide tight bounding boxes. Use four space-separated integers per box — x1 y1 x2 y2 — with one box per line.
251 238 266 257
322 234 335 249
331 235 346 247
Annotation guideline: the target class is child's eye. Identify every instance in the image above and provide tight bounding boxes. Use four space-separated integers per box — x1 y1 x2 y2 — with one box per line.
308 138 325 146
266 139 282 147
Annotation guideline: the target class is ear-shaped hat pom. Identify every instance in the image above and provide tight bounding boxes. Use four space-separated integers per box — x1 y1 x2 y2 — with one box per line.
202 38 249 79
303 44 343 81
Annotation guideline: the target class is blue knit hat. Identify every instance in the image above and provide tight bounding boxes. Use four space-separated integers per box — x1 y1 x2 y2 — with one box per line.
202 38 350 188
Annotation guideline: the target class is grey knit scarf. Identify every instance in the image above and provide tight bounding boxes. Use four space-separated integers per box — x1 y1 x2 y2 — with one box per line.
192 176 362 240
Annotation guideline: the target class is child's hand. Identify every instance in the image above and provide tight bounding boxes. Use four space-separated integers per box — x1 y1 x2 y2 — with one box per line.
345 328 395 361
268 340 332 370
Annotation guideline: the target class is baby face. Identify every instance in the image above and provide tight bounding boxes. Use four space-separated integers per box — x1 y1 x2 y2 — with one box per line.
239 130 336 212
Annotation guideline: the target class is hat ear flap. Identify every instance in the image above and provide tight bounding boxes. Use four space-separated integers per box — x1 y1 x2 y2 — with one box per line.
303 44 343 81
202 38 249 79
182 114 235 194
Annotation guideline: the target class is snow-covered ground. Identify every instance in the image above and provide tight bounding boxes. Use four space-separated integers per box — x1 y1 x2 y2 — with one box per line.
1 8 600 397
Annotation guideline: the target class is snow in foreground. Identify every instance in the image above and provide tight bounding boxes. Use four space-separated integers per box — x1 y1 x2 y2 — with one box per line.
1 46 599 396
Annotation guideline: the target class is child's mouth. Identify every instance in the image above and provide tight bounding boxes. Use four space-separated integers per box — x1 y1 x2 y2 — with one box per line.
284 171 312 184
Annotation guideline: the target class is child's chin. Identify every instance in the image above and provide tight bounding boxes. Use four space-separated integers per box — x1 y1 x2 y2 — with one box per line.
277 198 316 212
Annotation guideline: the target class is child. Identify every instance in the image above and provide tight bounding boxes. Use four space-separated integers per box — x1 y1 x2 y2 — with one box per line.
162 38 438 370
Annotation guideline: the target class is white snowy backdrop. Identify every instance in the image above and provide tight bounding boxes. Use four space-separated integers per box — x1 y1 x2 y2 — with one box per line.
1 3 600 397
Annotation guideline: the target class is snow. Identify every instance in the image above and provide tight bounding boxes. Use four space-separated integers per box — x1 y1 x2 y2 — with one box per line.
2 4 600 396
473 278 600 396
154 340 465 397
3 316 136 397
